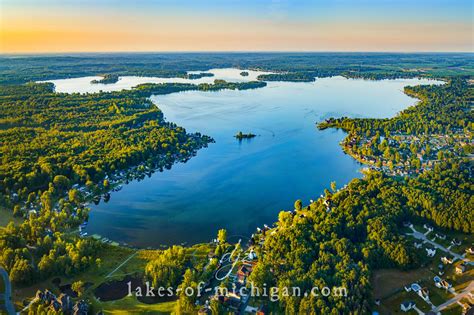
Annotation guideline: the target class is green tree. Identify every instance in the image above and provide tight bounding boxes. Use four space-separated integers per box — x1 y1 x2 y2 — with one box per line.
175 269 197 314
330 181 337 193
217 229 227 244
53 175 70 190
72 280 85 297
68 189 83 204
294 199 302 211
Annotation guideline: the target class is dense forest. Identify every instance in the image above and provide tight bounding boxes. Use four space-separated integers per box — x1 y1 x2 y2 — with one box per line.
249 160 472 314
0 54 472 314
0 53 472 84
0 78 267 285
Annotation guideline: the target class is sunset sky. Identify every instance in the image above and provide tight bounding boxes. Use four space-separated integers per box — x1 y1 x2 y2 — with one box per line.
1 0 472 53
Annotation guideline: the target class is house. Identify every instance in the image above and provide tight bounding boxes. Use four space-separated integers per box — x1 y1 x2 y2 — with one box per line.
434 276 451 289
451 238 461 246
72 300 89 315
438 264 445 275
57 293 73 312
50 300 61 312
423 224 433 232
411 283 429 301
36 289 56 304
198 307 211 315
441 256 453 264
248 250 257 260
257 305 269 315
237 264 253 284
439 280 451 290
35 289 77 314
244 305 259 313
400 301 415 312
426 248 436 257
466 247 474 255
456 263 466 275
417 287 430 301
228 288 249 304
436 233 446 240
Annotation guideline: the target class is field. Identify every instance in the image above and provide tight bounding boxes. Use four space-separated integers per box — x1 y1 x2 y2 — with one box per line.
371 268 434 300
93 296 175 314
0 207 22 230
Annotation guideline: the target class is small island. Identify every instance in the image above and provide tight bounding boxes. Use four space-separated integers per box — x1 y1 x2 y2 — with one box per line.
91 74 119 84
240 71 249 76
257 72 316 82
185 72 214 80
235 131 256 140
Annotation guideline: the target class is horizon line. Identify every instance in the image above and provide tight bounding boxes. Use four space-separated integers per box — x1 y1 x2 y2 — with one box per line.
1 50 473 56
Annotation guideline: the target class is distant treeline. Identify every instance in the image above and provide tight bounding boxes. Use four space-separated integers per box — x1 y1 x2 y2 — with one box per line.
0 52 472 84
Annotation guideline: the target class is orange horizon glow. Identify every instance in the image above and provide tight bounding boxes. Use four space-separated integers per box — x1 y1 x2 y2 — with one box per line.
1 1 472 53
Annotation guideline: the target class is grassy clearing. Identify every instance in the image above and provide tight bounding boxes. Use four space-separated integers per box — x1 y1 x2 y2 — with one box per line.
0 207 22 230
449 266 474 291
94 295 175 314
371 268 433 299
378 290 426 314
442 304 463 315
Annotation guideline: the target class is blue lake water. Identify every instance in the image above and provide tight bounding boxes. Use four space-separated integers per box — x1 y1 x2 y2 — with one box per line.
46 70 441 247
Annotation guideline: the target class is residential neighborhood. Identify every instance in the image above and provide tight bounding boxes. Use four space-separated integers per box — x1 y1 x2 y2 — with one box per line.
338 131 473 177
374 222 474 315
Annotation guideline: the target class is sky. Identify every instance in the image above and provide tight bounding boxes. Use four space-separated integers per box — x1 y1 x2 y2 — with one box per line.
0 0 472 53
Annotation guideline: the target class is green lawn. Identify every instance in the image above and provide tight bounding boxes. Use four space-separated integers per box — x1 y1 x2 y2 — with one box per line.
0 207 22 229
371 268 433 299
420 282 453 307
379 290 428 314
93 295 175 314
442 304 463 315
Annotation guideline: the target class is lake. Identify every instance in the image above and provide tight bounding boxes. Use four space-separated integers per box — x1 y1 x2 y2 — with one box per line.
46 69 441 247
